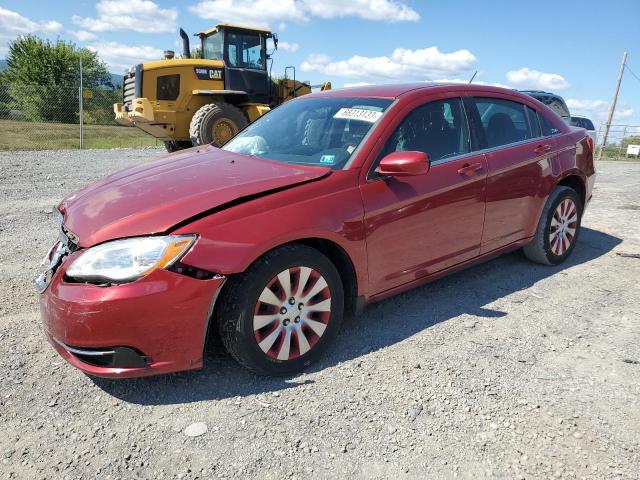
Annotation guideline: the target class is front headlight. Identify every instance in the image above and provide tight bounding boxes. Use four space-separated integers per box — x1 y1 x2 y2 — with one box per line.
66 235 195 283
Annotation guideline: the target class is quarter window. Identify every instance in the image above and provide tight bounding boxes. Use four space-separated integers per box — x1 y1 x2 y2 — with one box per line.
526 106 542 138
539 113 561 136
378 97 470 164
473 98 533 148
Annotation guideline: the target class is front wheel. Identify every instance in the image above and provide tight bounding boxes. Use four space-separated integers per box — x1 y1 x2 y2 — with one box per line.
163 140 193 153
189 102 248 147
523 186 583 265
217 245 344 376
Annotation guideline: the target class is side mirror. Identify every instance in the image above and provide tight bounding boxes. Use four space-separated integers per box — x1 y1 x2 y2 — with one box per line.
375 151 430 177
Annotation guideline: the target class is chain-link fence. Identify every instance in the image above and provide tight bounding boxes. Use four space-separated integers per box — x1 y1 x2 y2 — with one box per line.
0 83 159 150
596 124 640 161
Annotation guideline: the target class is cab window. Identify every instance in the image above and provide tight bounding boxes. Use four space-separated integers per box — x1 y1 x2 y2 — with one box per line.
226 32 265 70
202 32 223 61
378 97 470 164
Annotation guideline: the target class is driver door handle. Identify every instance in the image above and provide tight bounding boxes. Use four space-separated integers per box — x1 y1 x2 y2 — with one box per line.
457 162 483 177
534 144 552 155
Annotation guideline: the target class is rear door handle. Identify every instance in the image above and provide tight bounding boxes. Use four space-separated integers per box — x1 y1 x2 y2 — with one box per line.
534 144 552 155
457 162 483 177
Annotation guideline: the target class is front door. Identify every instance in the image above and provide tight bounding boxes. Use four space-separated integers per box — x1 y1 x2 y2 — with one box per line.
360 97 487 295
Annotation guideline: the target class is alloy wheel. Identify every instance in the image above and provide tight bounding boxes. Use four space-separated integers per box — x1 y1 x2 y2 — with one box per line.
549 198 578 255
253 266 332 361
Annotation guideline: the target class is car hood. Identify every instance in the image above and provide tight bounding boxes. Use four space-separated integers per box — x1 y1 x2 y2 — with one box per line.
59 146 331 247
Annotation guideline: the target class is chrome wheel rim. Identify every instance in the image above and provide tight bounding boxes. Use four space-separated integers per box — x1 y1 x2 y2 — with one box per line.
549 198 578 256
253 267 331 361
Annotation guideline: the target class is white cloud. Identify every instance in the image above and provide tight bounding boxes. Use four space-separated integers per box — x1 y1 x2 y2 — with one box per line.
566 98 634 125
41 21 64 33
505 67 570 90
0 7 63 53
343 81 375 88
278 41 299 52
68 30 98 42
188 0 419 25
188 0 306 26
301 47 477 81
87 41 164 71
304 0 419 21
72 0 177 33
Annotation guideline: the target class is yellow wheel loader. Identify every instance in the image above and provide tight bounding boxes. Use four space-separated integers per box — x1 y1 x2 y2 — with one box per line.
114 24 331 152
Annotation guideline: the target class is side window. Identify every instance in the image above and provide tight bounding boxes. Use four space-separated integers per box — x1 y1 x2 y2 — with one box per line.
473 98 532 148
378 97 470 164
227 43 238 67
539 113 561 136
226 32 264 70
526 106 542 138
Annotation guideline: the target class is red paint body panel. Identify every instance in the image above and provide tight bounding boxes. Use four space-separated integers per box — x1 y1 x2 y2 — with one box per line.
40 255 224 378
39 83 596 378
59 146 330 247
360 155 487 293
175 170 370 295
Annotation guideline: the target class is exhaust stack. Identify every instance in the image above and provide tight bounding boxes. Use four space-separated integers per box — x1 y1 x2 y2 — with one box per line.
179 28 190 59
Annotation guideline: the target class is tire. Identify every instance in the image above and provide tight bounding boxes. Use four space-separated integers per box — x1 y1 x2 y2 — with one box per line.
163 140 193 153
523 186 583 265
217 244 344 376
189 102 248 147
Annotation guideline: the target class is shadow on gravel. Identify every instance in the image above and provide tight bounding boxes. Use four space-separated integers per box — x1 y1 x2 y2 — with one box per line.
94 227 620 405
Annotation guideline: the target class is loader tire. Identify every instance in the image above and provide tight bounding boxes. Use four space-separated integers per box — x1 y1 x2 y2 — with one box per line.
164 140 193 153
189 102 248 147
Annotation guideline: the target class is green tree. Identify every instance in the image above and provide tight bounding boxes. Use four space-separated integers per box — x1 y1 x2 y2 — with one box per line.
4 35 112 123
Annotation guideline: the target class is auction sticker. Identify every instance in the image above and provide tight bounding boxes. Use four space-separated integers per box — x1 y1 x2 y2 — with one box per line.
334 108 383 123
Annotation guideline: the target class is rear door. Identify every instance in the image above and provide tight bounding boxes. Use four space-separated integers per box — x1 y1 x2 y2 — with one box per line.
465 95 557 253
360 96 487 294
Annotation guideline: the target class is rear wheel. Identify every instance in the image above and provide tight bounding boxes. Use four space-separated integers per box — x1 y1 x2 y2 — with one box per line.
189 102 248 147
217 245 344 376
523 186 582 265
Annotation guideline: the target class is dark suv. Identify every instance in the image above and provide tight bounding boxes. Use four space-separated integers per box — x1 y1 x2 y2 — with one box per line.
521 91 571 123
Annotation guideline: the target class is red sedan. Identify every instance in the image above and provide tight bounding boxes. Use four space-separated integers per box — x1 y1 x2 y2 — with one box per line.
37 83 595 377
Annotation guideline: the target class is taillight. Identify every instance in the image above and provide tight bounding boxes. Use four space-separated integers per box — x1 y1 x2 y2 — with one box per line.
586 135 594 152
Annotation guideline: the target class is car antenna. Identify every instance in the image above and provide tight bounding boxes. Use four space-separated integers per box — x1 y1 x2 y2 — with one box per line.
468 71 478 84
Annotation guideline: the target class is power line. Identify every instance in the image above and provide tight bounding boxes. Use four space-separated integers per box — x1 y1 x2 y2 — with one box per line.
624 63 640 83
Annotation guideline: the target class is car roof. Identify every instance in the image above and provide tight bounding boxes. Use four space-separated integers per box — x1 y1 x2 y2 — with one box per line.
311 82 522 100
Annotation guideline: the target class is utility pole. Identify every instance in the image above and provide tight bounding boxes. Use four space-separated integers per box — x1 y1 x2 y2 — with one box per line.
597 51 627 161
79 56 84 150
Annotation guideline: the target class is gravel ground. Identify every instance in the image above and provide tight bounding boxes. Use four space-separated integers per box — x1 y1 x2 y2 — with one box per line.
1 149 639 480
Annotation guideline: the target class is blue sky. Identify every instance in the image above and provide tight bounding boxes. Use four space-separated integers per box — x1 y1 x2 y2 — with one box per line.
1 0 639 129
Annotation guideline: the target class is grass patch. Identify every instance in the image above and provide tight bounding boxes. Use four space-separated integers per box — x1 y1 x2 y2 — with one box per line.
0 119 160 150
597 148 640 162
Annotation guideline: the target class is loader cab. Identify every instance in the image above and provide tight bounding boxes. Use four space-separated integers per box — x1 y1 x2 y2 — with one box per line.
199 24 274 104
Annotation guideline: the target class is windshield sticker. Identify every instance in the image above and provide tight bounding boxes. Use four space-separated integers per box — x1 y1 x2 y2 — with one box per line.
333 108 383 123
320 155 336 164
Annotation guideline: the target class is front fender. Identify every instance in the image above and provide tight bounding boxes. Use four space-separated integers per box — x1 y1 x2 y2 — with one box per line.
172 170 369 296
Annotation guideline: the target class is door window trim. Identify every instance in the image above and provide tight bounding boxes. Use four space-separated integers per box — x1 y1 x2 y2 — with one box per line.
463 95 561 155
366 95 474 180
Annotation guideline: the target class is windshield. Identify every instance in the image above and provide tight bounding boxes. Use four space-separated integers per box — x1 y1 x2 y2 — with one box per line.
222 97 393 169
202 32 223 61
